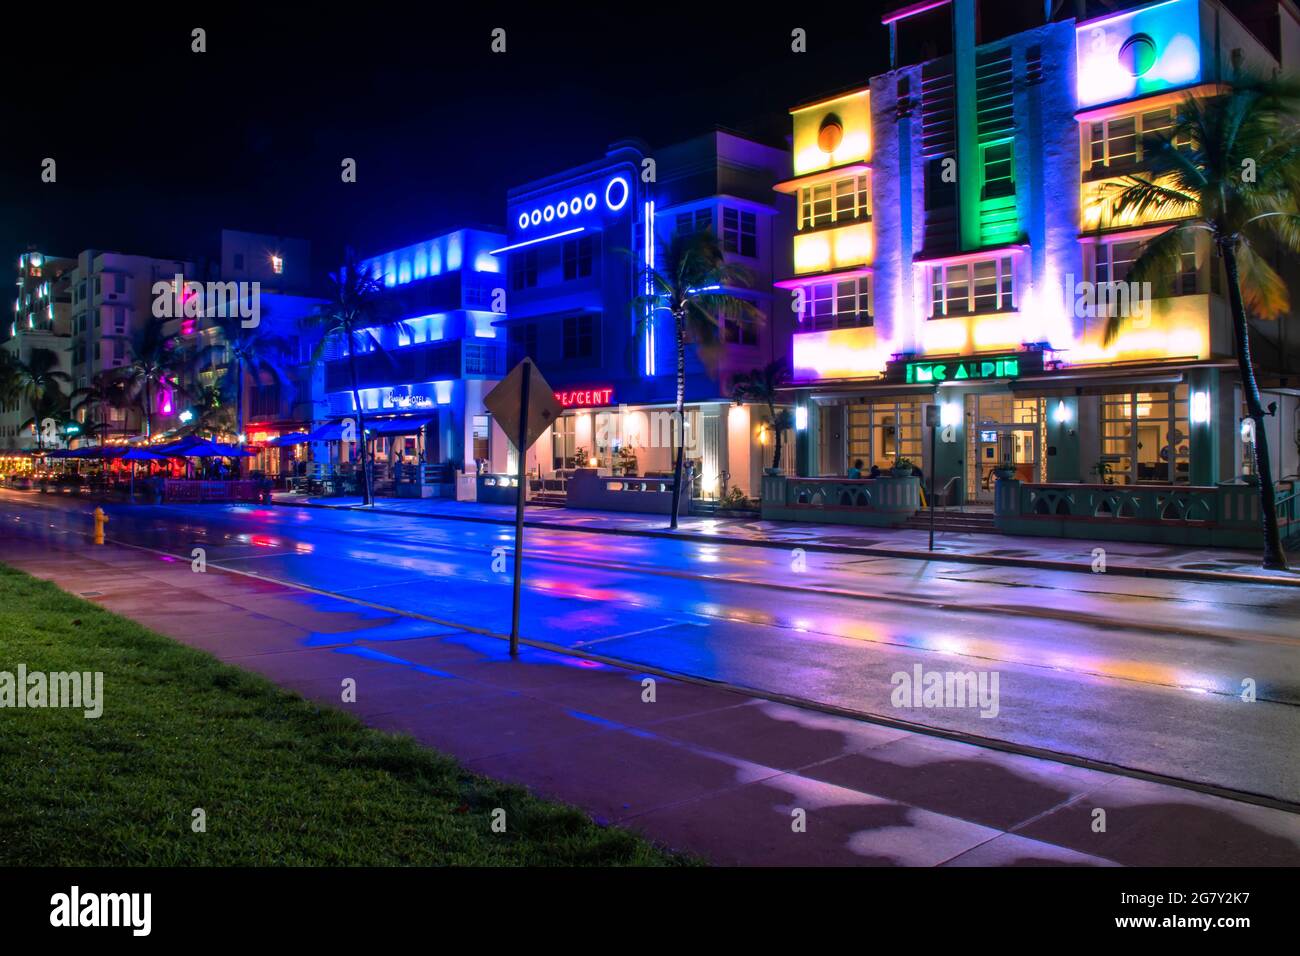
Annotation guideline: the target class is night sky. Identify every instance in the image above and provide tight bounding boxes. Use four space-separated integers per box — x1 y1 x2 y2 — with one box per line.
1 3 896 282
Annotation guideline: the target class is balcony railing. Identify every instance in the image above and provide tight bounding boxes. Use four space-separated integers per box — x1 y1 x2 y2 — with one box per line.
760 474 919 527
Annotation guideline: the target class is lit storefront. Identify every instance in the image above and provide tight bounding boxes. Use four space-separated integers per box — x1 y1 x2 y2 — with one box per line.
781 0 1299 525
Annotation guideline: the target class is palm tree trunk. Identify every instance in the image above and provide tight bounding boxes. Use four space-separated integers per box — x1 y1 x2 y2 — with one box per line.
668 314 686 530
768 399 781 471
144 379 153 439
1220 239 1288 569
235 357 245 479
347 350 373 506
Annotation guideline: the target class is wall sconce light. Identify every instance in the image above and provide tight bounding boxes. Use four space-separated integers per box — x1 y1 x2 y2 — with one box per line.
795 406 808 431
1053 400 1071 424
1190 390 1211 424
940 402 962 428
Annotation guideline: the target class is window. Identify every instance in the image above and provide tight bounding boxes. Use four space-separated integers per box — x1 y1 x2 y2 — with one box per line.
472 415 491 463
113 273 125 294
562 236 594 280
798 175 870 230
1101 387 1190 484
722 208 758 257
981 141 1014 200
508 322 538 365
93 277 101 295
1092 234 1198 296
929 257 1015 316
270 255 284 275
798 277 872 331
675 208 713 237
233 253 245 270
724 308 759 346
846 401 924 471
562 314 595 359
1088 109 1188 172
114 307 126 333
510 250 538 290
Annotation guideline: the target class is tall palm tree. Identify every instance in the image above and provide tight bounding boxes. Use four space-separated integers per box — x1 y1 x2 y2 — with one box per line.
196 312 292 447
1101 78 1300 570
309 252 387 506
70 370 128 443
117 319 193 440
731 359 794 473
187 379 235 439
7 348 72 449
633 229 760 528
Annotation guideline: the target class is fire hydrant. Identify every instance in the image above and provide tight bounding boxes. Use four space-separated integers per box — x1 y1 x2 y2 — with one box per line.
92 507 108 545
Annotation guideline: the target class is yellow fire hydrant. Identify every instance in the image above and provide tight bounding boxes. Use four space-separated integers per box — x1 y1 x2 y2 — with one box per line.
92 507 108 545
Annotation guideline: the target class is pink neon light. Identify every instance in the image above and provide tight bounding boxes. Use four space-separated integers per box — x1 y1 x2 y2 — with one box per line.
881 0 950 25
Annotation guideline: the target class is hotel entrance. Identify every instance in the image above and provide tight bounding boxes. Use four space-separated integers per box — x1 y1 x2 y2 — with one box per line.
965 394 1045 503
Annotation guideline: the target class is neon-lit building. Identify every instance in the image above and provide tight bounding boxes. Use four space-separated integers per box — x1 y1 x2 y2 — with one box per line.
787 0 1300 510
316 228 507 476
1 251 75 451
492 132 793 499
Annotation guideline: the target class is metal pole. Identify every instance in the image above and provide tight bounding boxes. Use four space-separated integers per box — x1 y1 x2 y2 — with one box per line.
509 361 532 657
928 423 937 552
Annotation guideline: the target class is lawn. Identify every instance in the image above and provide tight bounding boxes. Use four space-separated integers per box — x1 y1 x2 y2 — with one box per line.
0 563 683 866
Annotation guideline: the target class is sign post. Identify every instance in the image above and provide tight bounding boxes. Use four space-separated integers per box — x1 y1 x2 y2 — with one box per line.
483 359 563 657
923 403 940 552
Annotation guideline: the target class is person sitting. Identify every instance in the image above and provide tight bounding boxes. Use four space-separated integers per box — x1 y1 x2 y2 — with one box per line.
868 464 882 479
847 458 864 480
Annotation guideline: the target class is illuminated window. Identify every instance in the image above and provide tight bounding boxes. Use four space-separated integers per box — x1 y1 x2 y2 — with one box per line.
798 175 869 230
271 255 284 275
980 141 1014 200
722 208 757 257
1091 234 1196 296
798 277 871 331
1087 108 1188 173
929 257 1015 316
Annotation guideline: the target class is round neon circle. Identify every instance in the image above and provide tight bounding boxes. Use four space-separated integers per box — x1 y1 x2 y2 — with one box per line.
556 201 568 218
570 197 583 215
543 204 555 222
604 176 630 212
583 192 597 211
517 212 529 230
530 209 542 226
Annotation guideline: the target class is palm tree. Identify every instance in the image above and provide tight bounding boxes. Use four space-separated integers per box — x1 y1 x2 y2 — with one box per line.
7 348 72 449
1100 78 1300 569
187 379 235 439
196 312 292 450
70 370 129 438
732 359 794 473
632 229 761 528
117 319 193 440
309 252 387 506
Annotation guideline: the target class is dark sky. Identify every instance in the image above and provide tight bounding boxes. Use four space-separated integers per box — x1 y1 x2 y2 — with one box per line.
1 3 896 281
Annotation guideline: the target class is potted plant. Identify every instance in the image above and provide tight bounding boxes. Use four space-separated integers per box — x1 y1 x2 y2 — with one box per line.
891 456 915 478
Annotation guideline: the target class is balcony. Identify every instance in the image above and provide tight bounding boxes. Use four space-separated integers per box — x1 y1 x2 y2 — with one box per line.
324 338 504 393
792 222 873 275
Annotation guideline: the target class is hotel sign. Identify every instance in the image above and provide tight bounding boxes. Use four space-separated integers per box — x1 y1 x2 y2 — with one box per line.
554 387 614 409
904 356 1022 384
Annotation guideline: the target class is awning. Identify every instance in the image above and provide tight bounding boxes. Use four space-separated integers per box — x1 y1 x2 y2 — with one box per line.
306 422 348 441
797 382 938 404
364 414 436 436
1010 371 1185 397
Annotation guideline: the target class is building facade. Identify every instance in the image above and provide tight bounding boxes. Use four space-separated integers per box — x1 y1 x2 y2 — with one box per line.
1 251 75 450
316 228 507 476
789 0 1300 510
493 131 794 499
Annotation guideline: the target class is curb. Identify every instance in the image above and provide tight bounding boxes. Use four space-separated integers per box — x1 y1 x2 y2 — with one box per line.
271 497 1300 588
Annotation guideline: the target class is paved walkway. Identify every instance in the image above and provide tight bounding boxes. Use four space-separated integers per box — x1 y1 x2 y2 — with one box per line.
3 523 1297 866
273 492 1300 587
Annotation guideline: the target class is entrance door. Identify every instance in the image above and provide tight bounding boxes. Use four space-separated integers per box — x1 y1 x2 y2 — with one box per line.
965 394 1044 503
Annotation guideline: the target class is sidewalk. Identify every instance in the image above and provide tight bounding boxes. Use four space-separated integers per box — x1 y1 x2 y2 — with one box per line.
3 525 1297 866
272 492 1300 588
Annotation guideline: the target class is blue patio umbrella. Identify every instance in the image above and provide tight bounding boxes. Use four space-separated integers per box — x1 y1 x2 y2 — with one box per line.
119 447 168 500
